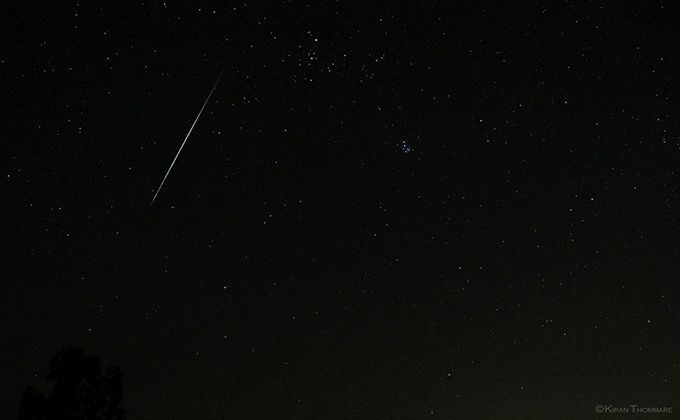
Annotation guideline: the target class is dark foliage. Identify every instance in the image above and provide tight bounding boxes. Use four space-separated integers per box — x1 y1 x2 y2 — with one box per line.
18 349 124 420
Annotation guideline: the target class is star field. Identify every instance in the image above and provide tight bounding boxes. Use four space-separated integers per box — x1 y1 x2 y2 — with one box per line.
2 2 680 419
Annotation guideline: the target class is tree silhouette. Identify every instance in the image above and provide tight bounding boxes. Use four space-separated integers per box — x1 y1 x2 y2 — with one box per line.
18 349 124 420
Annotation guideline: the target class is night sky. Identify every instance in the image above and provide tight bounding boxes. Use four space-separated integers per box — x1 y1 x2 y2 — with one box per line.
3 2 680 419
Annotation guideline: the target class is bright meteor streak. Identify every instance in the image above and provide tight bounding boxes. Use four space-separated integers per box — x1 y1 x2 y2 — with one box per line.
151 69 225 205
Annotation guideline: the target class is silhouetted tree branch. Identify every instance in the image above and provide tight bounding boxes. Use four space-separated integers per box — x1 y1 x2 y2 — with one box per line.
18 349 124 420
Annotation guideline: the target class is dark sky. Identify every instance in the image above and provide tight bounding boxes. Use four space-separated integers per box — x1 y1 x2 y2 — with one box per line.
3 2 680 419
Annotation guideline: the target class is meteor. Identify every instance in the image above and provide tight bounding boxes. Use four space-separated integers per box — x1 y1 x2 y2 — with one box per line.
151 69 225 205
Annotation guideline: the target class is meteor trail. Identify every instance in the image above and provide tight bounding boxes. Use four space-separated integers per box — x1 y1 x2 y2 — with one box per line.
151 69 225 205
